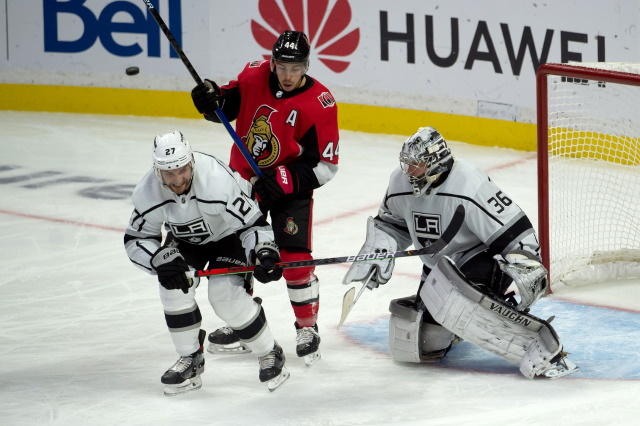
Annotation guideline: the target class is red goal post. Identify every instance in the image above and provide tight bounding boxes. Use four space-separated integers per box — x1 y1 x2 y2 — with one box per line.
537 63 640 292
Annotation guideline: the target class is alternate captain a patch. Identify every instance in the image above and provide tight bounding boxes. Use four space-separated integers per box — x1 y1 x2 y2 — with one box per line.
284 217 299 235
413 212 441 247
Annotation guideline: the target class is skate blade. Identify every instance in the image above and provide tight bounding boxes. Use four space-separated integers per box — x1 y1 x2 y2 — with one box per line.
420 350 447 363
207 342 252 355
267 368 290 392
303 351 321 367
542 360 579 379
163 376 202 396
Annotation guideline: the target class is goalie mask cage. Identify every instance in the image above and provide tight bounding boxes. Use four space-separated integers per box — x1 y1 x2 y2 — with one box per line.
537 63 640 292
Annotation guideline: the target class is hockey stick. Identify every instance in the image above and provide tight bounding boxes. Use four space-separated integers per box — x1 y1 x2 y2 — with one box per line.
185 205 466 278
141 0 263 178
337 270 374 330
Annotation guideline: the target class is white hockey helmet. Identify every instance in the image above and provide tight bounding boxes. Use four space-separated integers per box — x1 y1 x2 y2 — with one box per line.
152 130 195 185
399 127 453 196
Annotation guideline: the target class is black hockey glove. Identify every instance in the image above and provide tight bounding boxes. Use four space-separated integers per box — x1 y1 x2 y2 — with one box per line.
151 246 193 294
253 166 296 208
191 79 220 116
251 241 283 283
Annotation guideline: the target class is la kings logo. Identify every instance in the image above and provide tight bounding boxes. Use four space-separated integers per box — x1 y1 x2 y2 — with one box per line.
413 213 441 248
168 217 212 244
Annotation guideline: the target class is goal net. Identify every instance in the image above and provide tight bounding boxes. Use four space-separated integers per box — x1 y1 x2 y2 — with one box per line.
537 62 640 292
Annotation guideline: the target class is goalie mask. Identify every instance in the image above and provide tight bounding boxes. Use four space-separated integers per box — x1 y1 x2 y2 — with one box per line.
399 127 453 196
271 31 310 72
152 130 195 192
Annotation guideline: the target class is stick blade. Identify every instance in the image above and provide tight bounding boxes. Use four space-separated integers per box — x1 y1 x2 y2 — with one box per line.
337 287 356 329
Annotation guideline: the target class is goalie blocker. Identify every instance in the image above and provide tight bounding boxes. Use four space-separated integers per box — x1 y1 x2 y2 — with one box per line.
389 256 578 379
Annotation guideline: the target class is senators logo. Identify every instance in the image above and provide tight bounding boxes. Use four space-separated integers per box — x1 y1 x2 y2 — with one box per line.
245 105 280 167
251 0 360 73
284 217 299 235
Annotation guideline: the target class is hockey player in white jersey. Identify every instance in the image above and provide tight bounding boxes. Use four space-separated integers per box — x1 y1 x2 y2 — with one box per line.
124 131 289 395
343 126 578 379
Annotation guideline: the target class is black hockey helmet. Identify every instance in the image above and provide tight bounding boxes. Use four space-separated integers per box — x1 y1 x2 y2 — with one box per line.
272 31 310 64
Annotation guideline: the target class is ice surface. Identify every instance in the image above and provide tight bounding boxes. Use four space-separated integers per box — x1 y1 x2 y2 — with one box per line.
1 111 639 426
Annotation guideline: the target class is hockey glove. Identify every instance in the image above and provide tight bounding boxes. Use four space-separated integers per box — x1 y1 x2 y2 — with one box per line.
495 251 548 311
251 241 283 283
343 217 398 289
151 246 193 294
191 79 220 116
253 166 296 208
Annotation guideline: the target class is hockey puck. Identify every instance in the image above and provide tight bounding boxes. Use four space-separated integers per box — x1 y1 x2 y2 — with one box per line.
125 66 140 76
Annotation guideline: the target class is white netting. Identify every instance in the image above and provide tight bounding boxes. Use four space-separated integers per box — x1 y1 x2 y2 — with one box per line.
544 62 640 289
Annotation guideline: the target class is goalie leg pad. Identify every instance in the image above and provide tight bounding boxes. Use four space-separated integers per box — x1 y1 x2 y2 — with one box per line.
420 256 570 379
388 296 455 363
388 296 422 363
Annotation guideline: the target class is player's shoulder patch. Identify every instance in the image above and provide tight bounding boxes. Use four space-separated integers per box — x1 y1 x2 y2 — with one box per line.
249 60 268 68
317 91 336 108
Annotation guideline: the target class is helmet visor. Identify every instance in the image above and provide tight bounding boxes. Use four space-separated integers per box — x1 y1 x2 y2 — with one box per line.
399 152 431 178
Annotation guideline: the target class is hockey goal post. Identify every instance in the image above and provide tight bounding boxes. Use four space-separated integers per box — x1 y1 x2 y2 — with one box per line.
537 62 640 292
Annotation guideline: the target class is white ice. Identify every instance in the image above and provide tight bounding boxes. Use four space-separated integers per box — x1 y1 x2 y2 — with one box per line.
1 111 639 426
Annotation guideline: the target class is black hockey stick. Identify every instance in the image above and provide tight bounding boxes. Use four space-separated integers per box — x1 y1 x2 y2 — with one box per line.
141 0 263 178
186 205 466 278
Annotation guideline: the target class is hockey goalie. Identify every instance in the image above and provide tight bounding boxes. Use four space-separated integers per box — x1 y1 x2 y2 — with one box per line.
343 126 578 379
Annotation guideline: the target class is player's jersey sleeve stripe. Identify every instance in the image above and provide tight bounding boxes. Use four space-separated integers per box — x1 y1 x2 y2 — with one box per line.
195 199 226 206
124 233 161 245
383 190 413 209
437 192 505 225
226 208 247 224
488 215 536 254
133 199 175 223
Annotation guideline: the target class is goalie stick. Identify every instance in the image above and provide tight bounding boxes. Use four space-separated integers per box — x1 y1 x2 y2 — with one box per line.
141 0 262 178
337 270 374 329
185 205 466 279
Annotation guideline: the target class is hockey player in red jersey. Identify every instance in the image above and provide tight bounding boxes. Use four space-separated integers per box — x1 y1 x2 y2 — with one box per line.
191 30 339 365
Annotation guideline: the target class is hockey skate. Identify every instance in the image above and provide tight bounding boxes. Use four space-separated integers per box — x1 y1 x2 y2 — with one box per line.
421 335 464 362
258 343 290 392
207 297 261 355
161 329 206 396
538 352 579 379
207 326 251 355
295 323 321 366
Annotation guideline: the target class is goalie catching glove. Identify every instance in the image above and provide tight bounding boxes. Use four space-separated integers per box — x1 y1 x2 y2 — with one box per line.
251 241 283 283
343 217 398 289
191 79 220 116
495 251 548 311
151 245 193 294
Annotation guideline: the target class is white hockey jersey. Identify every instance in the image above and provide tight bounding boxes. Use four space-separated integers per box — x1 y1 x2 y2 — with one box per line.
376 158 541 271
124 152 274 273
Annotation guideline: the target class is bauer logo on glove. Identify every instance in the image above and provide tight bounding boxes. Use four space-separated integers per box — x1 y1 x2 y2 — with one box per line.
343 216 398 289
151 246 194 294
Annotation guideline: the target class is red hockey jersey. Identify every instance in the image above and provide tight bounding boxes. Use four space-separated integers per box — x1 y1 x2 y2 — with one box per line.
216 60 339 192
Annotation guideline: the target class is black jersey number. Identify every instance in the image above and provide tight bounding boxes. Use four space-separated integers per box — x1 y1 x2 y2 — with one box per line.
232 197 252 216
487 191 512 214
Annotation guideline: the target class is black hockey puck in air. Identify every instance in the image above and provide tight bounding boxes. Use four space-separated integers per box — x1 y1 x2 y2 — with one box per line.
125 66 140 76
